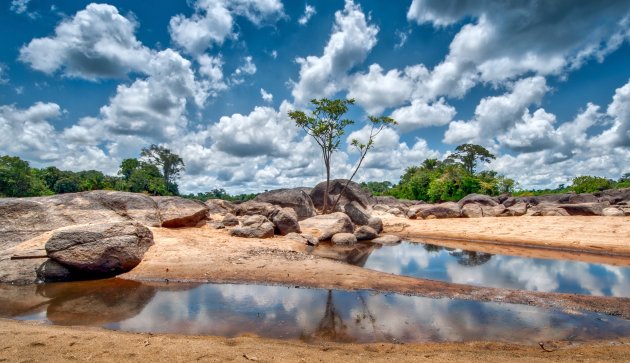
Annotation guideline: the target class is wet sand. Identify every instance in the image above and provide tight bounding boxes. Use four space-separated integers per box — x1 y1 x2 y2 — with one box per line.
1 319 629 362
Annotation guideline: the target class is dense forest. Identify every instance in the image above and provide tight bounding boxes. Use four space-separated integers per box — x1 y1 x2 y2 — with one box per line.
1 143 628 202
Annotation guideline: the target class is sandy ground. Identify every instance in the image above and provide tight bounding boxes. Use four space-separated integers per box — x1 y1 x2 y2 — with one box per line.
387 215 630 256
3 215 630 360
2 319 630 363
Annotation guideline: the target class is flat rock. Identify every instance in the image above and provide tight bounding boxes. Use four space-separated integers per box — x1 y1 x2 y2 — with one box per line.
602 207 624 216
331 233 357 245
556 203 606 216
152 196 209 228
254 189 316 220
371 235 402 245
458 193 499 207
0 191 161 250
45 221 154 277
417 202 461 219
233 201 279 218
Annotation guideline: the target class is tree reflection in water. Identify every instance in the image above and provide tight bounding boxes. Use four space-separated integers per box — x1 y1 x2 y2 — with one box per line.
313 290 352 342
449 250 493 266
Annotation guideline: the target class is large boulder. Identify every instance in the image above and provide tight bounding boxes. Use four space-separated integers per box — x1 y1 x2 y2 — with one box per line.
254 189 316 220
501 202 528 217
0 191 161 250
343 201 371 225
233 201 279 219
152 196 209 228
602 207 624 216
228 215 275 239
45 221 154 277
417 202 461 219
461 203 483 218
299 212 354 241
310 179 374 211
205 199 236 215
36 259 77 283
458 194 499 207
527 205 570 216
556 203 606 216
221 213 239 226
595 188 630 205
271 208 301 235
367 216 383 234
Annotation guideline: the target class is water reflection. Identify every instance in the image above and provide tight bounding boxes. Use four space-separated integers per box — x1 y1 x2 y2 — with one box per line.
361 242 630 297
2 280 630 344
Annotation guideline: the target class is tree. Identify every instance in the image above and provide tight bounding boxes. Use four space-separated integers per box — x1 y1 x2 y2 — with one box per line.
288 98 355 213
570 175 614 194
0 155 50 197
446 144 495 175
119 158 141 180
140 145 184 195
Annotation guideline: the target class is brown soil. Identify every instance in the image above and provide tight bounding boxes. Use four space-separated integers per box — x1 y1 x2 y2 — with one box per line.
1 318 629 362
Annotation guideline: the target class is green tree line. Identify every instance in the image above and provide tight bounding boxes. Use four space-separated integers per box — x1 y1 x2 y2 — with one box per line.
0 144 184 198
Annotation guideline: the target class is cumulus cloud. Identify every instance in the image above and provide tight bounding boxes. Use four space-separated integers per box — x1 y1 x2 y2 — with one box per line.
19 3 152 79
407 0 630 97
260 88 273 103
291 0 378 104
169 0 284 55
391 98 456 132
298 4 316 25
0 102 61 161
443 76 549 145
347 64 413 115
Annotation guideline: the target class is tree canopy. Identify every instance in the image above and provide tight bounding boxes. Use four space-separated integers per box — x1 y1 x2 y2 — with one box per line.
445 144 495 174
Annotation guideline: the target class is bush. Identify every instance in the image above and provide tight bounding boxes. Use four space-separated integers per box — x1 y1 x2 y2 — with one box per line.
570 176 614 194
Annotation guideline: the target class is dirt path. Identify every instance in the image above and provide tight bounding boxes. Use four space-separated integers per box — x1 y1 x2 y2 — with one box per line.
1 319 629 362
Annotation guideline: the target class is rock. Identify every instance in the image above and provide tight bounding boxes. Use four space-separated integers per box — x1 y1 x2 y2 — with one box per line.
373 204 390 212
556 203 605 216
229 215 275 239
331 233 357 245
343 201 371 225
367 216 383 234
482 204 506 217
602 207 624 216
299 212 354 241
271 208 301 235
233 201 279 219
387 208 403 216
595 188 630 205
502 202 528 217
36 259 77 283
461 203 483 218
355 226 378 241
0 191 161 250
152 196 209 228
286 232 318 246
371 235 402 245
406 204 430 219
310 179 374 211
417 202 461 219
222 213 239 226
205 199 236 215
254 189 316 220
527 205 570 216
45 222 154 277
458 194 499 207
208 221 225 229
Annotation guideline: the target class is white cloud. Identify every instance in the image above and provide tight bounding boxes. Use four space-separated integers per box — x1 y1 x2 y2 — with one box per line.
19 3 152 80
592 79 630 148
407 0 630 97
260 88 273 103
231 56 257 84
0 102 61 161
298 4 316 25
197 54 227 95
291 0 379 105
395 29 412 49
169 0 284 55
391 98 456 132
443 76 549 145
347 64 413 115
0 63 8 85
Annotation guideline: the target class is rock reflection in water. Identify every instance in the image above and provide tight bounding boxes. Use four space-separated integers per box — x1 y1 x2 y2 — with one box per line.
362 242 630 297
3 281 630 343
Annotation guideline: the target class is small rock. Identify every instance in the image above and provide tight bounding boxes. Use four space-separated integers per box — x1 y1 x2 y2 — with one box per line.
331 233 357 245
602 207 624 216
355 226 378 241
367 216 383 234
208 221 225 229
36 259 76 283
229 215 275 238
371 235 402 245
222 213 239 226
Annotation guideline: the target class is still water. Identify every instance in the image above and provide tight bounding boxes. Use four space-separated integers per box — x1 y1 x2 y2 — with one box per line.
315 241 630 297
1 279 629 343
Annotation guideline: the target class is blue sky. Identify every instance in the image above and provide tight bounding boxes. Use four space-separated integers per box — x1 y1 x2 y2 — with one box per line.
1 0 629 193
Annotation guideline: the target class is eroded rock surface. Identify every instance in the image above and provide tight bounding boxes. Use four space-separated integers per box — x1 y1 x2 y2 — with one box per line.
254 189 316 220
152 196 209 228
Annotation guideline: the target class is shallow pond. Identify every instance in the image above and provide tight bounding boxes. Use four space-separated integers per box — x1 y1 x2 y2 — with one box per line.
1 279 630 344
315 241 630 297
